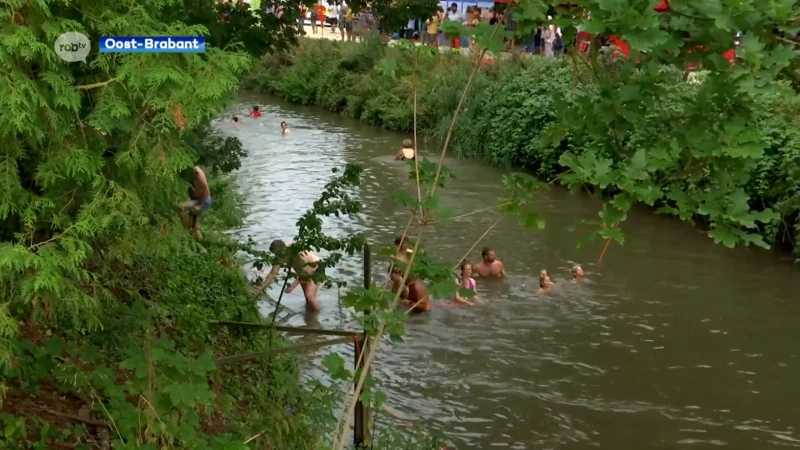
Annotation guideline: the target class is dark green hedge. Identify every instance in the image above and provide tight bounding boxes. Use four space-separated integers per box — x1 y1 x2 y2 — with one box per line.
244 39 800 260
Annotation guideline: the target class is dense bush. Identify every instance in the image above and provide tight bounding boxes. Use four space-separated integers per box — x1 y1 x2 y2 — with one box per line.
246 39 800 260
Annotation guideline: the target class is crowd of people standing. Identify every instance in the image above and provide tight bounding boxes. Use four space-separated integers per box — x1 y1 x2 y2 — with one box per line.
421 3 565 56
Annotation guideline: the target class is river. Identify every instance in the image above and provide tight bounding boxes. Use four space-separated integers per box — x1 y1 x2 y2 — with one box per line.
218 94 800 449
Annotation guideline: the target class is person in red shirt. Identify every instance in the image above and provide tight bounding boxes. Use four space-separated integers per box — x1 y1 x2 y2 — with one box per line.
249 106 261 118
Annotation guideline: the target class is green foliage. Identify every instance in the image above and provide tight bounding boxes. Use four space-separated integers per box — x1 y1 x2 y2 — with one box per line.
348 0 439 37
0 0 341 447
251 35 800 260
183 124 248 175
166 1 307 56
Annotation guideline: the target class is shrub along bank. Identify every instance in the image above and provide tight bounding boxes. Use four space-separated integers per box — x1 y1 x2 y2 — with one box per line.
245 38 800 261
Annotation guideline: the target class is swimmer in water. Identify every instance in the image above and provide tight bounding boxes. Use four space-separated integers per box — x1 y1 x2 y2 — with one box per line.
389 235 414 294
454 260 477 305
472 247 506 278
572 265 584 282
231 116 239 126
250 106 261 118
395 139 416 161
391 270 431 313
280 121 291 134
538 269 553 293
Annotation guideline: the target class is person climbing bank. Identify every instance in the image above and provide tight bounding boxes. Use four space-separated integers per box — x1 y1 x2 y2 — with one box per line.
254 239 327 311
178 166 211 242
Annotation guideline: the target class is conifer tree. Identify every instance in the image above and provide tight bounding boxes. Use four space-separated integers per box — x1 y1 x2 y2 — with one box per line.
0 0 250 409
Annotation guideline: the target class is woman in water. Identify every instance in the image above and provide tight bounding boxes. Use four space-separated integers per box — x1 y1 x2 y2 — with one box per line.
250 106 261 118
538 269 553 293
454 260 477 305
281 121 291 134
395 139 416 161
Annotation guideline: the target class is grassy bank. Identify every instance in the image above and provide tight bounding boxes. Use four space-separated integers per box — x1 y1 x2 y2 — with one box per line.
245 38 800 260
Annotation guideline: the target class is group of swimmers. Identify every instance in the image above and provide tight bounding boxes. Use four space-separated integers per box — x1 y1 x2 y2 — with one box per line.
252 232 586 313
230 105 292 135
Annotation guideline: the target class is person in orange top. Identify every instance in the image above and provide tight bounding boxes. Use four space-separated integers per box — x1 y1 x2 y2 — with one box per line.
249 105 261 118
315 3 327 33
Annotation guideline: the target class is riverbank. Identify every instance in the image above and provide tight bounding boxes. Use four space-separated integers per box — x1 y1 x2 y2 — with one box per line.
244 37 800 261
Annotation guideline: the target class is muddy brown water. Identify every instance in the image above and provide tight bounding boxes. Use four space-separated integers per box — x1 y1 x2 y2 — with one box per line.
218 94 800 449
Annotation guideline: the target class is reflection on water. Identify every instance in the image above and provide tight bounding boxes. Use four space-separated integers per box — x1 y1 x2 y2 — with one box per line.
217 94 800 449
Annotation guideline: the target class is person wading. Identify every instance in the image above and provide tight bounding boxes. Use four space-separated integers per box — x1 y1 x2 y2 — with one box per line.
178 166 212 242
280 120 291 134
391 270 431 313
454 260 478 305
395 139 416 161
254 240 327 311
473 247 506 278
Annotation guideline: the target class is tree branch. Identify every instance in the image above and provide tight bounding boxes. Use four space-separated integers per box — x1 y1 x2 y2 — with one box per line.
77 78 117 90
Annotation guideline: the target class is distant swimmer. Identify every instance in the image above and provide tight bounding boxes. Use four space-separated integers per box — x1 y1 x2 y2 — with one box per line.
473 247 506 278
231 116 239 126
254 239 327 311
572 265 584 282
538 269 553 293
281 120 291 134
250 106 261 118
454 260 478 305
392 270 431 313
395 139 416 161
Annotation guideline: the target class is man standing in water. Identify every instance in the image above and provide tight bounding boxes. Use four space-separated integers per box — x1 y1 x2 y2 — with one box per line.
280 121 291 134
178 166 211 242
472 247 506 278
254 240 326 311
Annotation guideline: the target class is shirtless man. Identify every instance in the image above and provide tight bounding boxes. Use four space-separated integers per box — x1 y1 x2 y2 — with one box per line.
389 235 414 296
391 270 431 313
280 121 291 134
178 166 211 241
472 247 506 278
254 239 327 311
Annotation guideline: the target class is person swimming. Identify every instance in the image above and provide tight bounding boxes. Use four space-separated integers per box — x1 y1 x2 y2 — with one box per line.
254 240 327 311
395 139 416 161
280 120 291 134
231 116 239 126
250 106 261 118
538 269 553 293
392 271 431 313
572 265 584 281
454 260 477 305
473 247 506 278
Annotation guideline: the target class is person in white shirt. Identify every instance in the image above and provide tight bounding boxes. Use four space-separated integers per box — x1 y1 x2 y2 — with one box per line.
444 2 464 51
543 16 562 57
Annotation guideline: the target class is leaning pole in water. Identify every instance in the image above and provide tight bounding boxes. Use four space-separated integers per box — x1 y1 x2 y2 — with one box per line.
354 244 371 447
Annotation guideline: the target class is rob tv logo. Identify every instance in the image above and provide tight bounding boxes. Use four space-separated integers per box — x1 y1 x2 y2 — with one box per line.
54 32 90 63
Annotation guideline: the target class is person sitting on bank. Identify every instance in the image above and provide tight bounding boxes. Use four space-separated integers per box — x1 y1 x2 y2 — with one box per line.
538 269 553 293
473 247 506 278
178 166 212 242
254 239 327 311
250 106 261 118
395 139 416 161
454 260 477 305
391 270 431 313
280 120 291 134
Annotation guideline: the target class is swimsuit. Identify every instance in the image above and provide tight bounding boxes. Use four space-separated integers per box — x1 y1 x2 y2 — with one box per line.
460 278 476 291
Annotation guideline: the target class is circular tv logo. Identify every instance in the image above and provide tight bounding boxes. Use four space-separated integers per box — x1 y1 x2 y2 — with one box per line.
54 32 90 62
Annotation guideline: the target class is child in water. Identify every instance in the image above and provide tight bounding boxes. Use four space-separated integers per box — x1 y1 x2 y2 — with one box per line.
454 260 478 305
538 269 553 293
250 106 261 118
395 139 416 161
231 116 239 126
280 121 291 134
